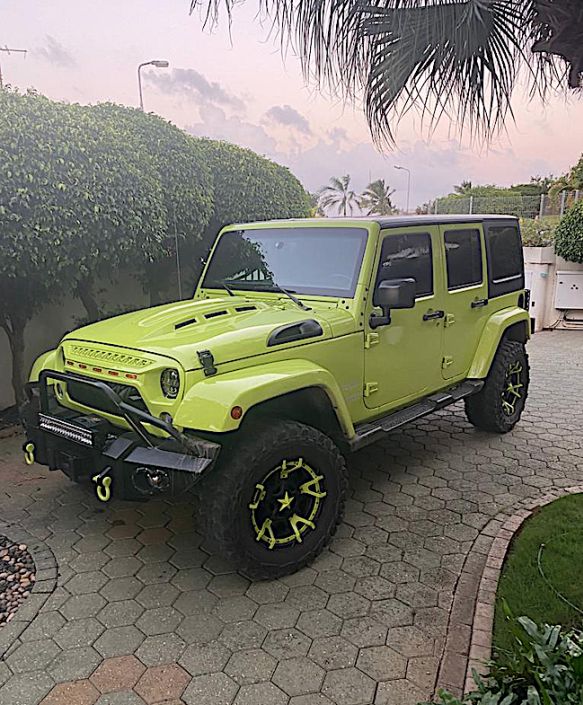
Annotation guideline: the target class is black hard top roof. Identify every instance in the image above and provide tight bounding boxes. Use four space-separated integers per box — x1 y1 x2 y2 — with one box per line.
360 214 516 228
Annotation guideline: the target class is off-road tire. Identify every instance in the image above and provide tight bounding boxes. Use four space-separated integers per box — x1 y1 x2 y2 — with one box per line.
465 340 529 433
197 419 348 580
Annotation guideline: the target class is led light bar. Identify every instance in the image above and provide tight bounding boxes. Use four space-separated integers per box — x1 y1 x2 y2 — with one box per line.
39 413 94 447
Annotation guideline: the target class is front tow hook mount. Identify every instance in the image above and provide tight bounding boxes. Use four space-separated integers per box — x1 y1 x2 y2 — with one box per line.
92 466 113 502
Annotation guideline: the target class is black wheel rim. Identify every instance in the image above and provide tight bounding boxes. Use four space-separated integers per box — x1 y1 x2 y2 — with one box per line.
248 458 327 550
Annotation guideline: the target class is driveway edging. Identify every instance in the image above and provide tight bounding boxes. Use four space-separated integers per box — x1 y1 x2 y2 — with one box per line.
435 484 583 697
0 520 58 659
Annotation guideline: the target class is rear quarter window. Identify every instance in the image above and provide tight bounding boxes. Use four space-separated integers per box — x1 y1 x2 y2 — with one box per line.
484 223 524 298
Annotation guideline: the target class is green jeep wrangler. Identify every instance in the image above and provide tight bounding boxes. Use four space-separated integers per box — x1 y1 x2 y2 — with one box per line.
22 215 530 578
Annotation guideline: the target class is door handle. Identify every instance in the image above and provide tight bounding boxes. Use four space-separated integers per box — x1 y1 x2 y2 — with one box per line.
423 309 445 321
471 298 488 308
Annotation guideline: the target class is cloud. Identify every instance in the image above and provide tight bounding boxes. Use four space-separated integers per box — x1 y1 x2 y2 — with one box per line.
146 68 244 110
264 105 312 135
36 35 75 68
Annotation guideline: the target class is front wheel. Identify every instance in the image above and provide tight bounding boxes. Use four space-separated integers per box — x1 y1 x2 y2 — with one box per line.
197 420 347 579
465 340 529 433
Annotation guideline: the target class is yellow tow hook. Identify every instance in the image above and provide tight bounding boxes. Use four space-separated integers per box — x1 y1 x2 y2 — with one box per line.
23 442 36 466
92 467 113 503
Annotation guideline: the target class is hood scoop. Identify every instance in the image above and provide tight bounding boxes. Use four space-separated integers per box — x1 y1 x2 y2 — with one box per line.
174 304 258 330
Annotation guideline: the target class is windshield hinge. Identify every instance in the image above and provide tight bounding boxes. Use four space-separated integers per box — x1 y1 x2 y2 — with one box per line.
364 382 379 397
365 332 380 349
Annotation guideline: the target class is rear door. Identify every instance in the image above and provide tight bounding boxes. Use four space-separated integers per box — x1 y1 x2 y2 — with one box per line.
440 223 490 380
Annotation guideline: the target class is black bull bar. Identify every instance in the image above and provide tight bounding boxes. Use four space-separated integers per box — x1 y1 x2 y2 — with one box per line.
22 369 221 500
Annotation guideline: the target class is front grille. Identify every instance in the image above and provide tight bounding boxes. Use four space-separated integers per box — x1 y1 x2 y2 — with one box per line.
39 413 94 446
67 379 149 416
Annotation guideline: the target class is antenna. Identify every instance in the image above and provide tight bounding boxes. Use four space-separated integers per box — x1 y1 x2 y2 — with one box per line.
0 46 28 89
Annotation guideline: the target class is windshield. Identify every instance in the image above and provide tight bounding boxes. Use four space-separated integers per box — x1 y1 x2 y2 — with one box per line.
202 227 368 298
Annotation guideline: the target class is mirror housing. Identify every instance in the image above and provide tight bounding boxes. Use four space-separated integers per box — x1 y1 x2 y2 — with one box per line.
370 278 416 329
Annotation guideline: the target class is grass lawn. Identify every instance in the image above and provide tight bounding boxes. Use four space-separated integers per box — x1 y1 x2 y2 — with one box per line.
494 493 583 655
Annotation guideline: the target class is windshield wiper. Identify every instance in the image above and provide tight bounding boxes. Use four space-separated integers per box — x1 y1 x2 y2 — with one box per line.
221 281 236 297
272 283 311 312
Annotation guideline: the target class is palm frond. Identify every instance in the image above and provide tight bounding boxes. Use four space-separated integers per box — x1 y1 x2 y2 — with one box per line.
190 0 581 145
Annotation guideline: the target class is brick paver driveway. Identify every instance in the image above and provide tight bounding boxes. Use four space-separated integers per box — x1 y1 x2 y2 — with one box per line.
0 331 582 705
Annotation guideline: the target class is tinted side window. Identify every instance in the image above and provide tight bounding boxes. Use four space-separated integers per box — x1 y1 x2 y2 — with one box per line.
444 229 483 290
375 232 432 304
485 224 524 297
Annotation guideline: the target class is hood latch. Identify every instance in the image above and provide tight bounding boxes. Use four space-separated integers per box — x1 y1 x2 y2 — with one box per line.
197 350 217 377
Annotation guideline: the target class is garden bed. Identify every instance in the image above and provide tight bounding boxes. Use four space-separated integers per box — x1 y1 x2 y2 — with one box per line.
0 536 36 627
493 493 583 654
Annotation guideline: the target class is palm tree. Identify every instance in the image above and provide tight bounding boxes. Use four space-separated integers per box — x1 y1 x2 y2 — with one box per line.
318 175 358 216
454 181 473 195
191 1 583 146
360 179 397 215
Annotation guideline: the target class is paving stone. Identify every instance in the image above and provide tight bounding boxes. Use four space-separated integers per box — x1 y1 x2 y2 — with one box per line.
255 603 300 631
54 617 104 649
374 678 429 704
272 656 325 696
356 645 407 681
225 648 277 684
136 606 182 636
233 682 287 705
40 679 99 705
134 633 187 666
97 600 145 628
6 638 61 674
60 594 107 621
0 670 55 705
213 596 258 623
219 621 267 651
137 543 175 564
246 580 289 605
182 672 238 705
322 667 376 705
49 645 102 681
94 626 145 658
177 613 223 643
180 640 232 676
387 626 435 657
313 570 357 594
297 609 342 638
104 539 141 558
173 589 219 616
208 574 251 598
341 616 388 648
327 592 371 619
370 598 415 628
263 628 311 660
66 571 108 595
309 635 358 670
70 551 110 573
21 611 66 641
95 692 146 705
90 655 146 693
100 577 142 601
134 663 190 702
354 576 396 601
102 556 141 578
134 583 179 610
285 584 329 610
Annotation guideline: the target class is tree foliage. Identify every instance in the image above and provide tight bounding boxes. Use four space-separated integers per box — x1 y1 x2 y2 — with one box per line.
555 200 583 263
0 91 311 407
191 0 583 146
318 175 359 216
359 179 397 216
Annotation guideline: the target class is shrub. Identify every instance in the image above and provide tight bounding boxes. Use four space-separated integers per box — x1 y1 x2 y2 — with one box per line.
420 611 583 705
519 217 559 247
555 200 583 263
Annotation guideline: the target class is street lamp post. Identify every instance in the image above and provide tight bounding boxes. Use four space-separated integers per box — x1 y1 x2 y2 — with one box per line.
394 165 411 214
137 60 169 111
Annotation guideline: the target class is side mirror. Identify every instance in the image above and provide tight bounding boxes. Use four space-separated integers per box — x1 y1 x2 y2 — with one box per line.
370 278 416 329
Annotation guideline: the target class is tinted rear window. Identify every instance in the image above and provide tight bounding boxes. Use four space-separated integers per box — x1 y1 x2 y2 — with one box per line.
444 229 482 290
485 224 524 297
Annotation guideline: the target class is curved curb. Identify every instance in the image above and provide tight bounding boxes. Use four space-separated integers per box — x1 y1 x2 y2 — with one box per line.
0 520 58 659
435 484 583 697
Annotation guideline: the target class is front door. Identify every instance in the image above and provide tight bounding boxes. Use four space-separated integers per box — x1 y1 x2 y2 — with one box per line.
364 227 445 410
439 224 490 380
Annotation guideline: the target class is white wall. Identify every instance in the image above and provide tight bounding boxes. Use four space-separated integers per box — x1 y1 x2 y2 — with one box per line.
524 247 583 331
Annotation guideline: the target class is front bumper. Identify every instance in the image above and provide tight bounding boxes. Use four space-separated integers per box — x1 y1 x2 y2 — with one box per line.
22 370 221 500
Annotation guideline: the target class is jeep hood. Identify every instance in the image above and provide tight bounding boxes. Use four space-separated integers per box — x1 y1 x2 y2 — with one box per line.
62 297 355 371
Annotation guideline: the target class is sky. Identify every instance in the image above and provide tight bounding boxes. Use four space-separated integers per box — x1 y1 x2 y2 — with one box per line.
2 0 583 211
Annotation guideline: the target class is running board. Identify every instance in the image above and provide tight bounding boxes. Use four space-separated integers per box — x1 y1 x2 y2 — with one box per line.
350 380 484 451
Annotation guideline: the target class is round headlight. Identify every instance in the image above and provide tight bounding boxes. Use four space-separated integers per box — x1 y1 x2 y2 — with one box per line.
160 368 180 399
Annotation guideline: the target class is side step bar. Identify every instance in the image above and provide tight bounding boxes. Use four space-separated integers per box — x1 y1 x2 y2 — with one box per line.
350 380 484 451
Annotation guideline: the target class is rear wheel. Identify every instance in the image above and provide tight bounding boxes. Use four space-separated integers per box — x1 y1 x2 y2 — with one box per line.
197 420 347 579
465 340 529 433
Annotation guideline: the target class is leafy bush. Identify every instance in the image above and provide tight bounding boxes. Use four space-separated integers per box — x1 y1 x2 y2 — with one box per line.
555 200 583 263
420 612 583 705
519 217 559 247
